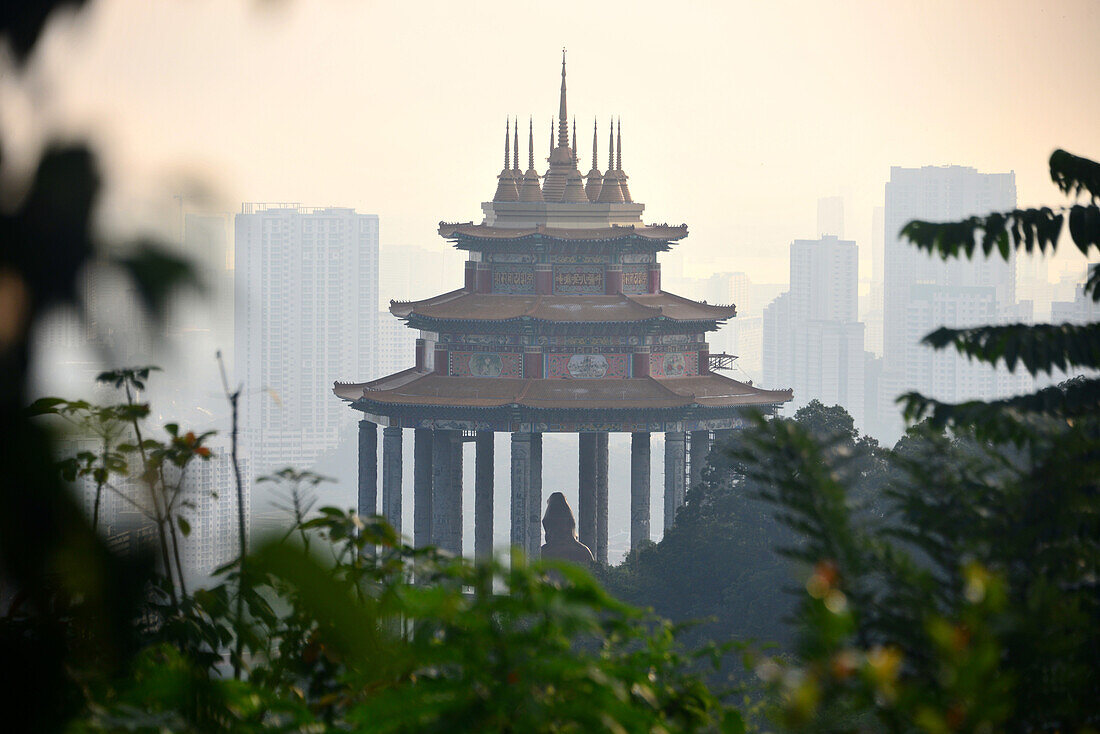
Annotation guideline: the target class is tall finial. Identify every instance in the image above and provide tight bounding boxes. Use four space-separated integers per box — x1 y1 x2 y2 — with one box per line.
557 47 569 149
572 117 578 165
616 118 622 171
504 118 510 170
528 116 535 170
513 116 519 172
549 119 554 158
592 117 598 170
607 116 614 172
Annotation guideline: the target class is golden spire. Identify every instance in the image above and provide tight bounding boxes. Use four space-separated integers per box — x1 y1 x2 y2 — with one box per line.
572 117 578 166
519 116 543 202
557 48 570 150
585 117 603 202
513 116 519 172
549 119 554 159
617 118 632 203
592 117 599 170
616 118 622 171
493 119 519 202
597 116 624 203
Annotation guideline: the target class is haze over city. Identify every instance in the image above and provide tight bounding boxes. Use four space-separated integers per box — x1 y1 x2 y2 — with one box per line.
2 2 1099 730
3 0 1097 282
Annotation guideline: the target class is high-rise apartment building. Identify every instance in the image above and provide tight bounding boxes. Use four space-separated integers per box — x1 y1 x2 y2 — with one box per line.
763 235 865 426
879 166 1016 440
234 204 379 475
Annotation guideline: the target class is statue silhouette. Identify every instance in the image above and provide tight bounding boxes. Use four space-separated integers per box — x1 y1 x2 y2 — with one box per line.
540 492 594 563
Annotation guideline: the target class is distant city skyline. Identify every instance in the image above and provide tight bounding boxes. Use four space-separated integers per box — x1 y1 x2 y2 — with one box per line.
1 1 1095 285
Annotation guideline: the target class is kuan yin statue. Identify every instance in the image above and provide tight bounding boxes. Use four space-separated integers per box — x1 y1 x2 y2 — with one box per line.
540 492 595 564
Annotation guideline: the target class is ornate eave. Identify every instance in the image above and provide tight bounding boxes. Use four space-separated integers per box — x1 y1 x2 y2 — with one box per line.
389 290 736 329
334 370 791 432
439 221 688 252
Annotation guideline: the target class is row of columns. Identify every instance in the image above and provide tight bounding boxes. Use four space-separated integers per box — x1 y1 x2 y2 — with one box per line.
357 421 720 561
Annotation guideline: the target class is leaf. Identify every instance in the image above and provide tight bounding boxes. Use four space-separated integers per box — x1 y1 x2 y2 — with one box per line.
177 516 190 537
26 397 67 416
901 209 1065 262
921 323 1100 376
113 243 203 323
1050 149 1100 201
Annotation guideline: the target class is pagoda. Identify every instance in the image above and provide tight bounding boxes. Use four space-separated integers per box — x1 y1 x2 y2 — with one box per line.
335 54 791 563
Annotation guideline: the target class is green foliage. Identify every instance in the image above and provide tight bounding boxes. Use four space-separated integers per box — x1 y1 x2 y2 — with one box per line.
600 401 887 682
732 411 1100 732
897 150 1100 441
76 509 742 732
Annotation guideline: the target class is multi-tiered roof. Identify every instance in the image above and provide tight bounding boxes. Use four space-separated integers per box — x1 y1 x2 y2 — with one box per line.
335 54 791 431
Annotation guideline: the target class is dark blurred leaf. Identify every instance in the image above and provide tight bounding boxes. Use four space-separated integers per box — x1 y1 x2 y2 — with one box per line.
2 146 99 309
0 1 91 63
1050 149 1100 201
922 322 1100 376
113 244 203 323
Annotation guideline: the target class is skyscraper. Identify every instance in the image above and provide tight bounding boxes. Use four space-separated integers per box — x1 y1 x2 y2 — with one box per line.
234 204 379 474
879 166 1016 440
764 235 865 426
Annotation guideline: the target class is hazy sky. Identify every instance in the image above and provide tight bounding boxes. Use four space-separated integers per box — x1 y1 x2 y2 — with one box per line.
2 0 1099 282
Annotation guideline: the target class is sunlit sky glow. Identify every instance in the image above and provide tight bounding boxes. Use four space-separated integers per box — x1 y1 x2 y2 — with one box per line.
2 0 1098 282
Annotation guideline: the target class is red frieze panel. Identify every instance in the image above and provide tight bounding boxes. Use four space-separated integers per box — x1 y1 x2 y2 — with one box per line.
547 353 629 379
492 265 535 294
449 351 524 378
621 264 648 294
553 265 604 295
649 351 699 377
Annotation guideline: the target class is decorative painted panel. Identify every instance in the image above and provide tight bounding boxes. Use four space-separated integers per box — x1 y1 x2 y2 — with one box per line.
492 265 535 294
552 255 612 264
450 351 523 378
649 351 699 377
622 264 649 294
552 265 604 295
490 253 537 264
547 353 629 378
620 253 654 264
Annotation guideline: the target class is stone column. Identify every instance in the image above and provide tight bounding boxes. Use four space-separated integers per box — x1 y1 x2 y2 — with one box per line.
630 431 651 551
689 430 711 490
595 432 609 564
528 432 543 559
474 431 494 561
357 420 377 518
432 429 460 554
510 432 533 554
451 434 464 554
663 431 686 531
382 426 402 534
413 428 433 548
577 433 598 554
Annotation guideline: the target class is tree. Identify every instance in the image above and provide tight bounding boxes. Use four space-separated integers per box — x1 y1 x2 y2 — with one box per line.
734 151 1100 732
599 402 887 664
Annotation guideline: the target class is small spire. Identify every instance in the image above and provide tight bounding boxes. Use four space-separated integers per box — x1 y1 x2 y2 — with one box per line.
549 119 554 158
616 118 622 171
528 116 535 170
585 117 604 203
493 118 518 202
592 117 598 170
607 116 614 172
519 116 544 202
572 117 578 165
513 116 520 172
